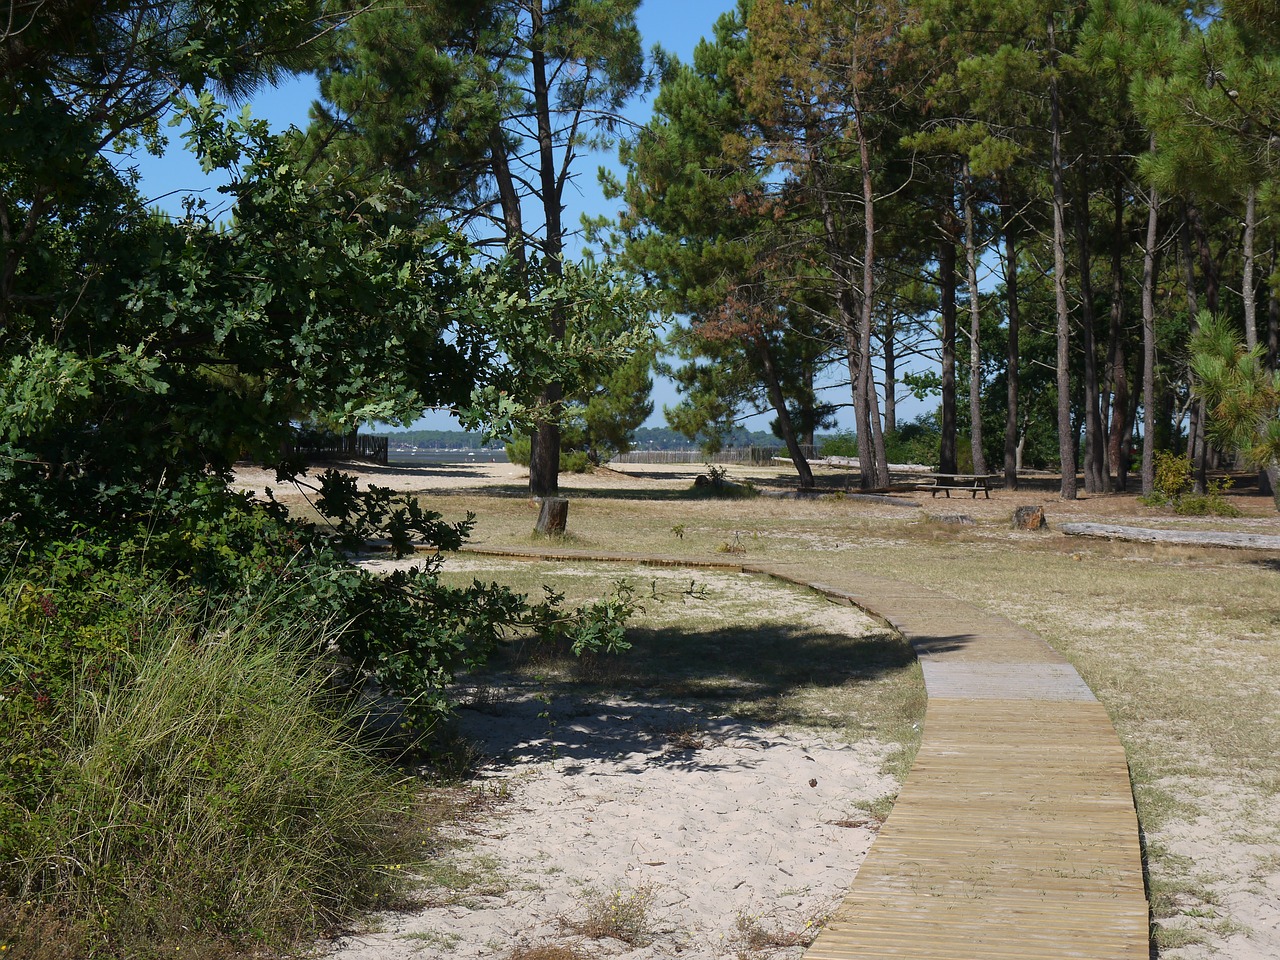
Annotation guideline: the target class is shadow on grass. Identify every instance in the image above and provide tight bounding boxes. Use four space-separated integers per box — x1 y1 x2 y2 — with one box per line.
315 459 501 482
451 623 919 769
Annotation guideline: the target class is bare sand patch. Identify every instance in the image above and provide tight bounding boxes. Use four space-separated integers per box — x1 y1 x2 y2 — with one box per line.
326 699 892 960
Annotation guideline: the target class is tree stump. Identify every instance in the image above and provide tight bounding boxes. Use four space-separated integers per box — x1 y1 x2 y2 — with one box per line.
1012 505 1047 531
535 497 569 536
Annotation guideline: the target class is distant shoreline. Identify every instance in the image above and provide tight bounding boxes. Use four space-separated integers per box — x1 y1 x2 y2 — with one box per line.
387 447 511 465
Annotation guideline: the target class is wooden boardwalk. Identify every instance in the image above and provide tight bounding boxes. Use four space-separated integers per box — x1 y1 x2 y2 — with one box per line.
462 548 1151 959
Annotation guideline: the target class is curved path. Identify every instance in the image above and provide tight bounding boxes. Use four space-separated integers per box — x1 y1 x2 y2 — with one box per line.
464 547 1150 959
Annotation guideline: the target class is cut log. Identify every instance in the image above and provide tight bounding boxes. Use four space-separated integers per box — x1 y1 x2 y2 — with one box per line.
535 497 569 536
1061 522 1280 551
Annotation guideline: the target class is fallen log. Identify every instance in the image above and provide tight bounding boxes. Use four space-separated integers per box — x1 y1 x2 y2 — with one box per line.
1060 522 1280 551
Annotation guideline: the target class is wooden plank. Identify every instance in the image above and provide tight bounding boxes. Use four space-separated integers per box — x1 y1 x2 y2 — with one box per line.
794 579 1149 960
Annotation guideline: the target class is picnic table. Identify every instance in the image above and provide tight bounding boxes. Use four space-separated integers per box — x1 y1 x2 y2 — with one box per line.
915 472 999 498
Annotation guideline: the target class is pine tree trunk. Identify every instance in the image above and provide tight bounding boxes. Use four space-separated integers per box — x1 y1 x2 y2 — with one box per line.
851 72 889 488
1243 184 1258 352
1186 206 1215 494
528 0 565 500
1268 242 1279 373
1001 185 1020 491
962 160 987 476
755 334 815 489
1141 170 1159 496
939 234 959 475
883 317 897 435
1105 179 1129 491
1049 16 1076 500
489 130 526 265
812 135 869 482
1073 173 1105 493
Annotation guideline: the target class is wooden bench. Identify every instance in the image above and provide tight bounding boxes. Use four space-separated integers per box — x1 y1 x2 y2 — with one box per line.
914 473 997 498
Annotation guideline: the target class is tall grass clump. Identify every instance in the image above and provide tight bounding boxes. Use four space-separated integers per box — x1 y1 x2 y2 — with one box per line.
1 578 421 959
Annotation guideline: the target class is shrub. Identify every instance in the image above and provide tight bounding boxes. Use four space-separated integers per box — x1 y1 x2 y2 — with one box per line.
691 464 756 498
567 885 654 945
505 434 591 473
1139 452 1239 516
3 473 631 741
1174 477 1242 518
818 431 858 458
1149 451 1194 504
819 417 944 468
884 424 944 468
1 589 419 959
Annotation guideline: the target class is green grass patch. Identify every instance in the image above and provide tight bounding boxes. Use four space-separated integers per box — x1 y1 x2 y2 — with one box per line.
0 590 427 959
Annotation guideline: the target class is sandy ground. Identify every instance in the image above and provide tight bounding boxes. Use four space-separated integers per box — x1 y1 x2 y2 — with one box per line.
233 459 1279 959
230 457 1280 531
326 697 894 960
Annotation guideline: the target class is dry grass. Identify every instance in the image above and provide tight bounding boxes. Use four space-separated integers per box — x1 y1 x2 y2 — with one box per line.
505 943 587 960
731 905 829 956
561 884 656 945
407 465 1278 957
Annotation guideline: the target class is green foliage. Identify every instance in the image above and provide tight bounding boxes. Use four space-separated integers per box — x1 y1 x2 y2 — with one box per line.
1190 313 1280 469
1173 480 1243 518
0 501 636 955
1139 451 1240 516
887 418 947 469
0 4 652 955
505 434 591 473
1145 451 1194 504
819 431 859 457
819 419 947 468
1 583 420 958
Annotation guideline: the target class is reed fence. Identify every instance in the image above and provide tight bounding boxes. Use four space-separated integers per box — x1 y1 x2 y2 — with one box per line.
611 444 816 465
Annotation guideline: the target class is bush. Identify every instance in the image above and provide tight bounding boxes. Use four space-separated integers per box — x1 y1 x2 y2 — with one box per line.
505 434 591 473
884 420 944 468
1149 451 1194 504
1 586 420 958
4 473 630 738
819 417 945 468
1138 451 1240 516
818 431 858 458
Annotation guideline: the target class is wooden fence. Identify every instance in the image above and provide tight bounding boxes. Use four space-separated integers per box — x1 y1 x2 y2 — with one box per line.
611 444 817 465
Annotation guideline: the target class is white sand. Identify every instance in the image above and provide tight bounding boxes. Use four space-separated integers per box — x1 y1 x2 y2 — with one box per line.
326 694 894 960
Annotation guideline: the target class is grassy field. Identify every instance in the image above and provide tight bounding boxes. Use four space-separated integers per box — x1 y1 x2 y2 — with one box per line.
387 463 1279 958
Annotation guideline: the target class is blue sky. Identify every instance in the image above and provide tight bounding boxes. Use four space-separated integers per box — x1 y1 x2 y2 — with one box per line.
125 0 923 436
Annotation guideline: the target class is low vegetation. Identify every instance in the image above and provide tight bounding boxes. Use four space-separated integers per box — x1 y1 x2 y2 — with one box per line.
0 483 633 959
0 580 425 958
564 884 656 945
